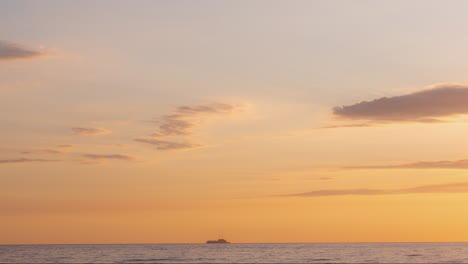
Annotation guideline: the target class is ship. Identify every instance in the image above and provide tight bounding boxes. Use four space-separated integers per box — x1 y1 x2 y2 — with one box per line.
206 238 230 244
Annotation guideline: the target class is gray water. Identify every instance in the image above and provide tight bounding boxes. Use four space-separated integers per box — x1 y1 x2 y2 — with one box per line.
2 243 468 263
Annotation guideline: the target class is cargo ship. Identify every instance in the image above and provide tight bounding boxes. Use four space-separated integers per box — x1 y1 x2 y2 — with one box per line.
206 238 230 244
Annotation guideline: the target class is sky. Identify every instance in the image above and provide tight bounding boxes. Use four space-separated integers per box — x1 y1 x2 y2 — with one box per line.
2 0 468 244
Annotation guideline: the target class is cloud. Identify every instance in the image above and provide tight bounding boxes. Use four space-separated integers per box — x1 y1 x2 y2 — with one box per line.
82 154 134 161
57 144 73 148
72 127 111 136
135 102 240 150
318 123 373 129
156 103 237 136
21 149 63 155
333 84 468 123
346 159 468 169
0 41 46 61
0 158 60 164
134 137 200 150
284 182 468 197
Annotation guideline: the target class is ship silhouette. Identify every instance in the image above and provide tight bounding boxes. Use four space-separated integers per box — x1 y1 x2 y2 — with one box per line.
206 238 230 244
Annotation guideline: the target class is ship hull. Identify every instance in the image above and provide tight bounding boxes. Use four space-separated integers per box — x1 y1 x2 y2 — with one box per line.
206 239 230 244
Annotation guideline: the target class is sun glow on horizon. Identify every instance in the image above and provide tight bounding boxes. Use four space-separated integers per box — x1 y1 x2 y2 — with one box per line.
2 0 468 244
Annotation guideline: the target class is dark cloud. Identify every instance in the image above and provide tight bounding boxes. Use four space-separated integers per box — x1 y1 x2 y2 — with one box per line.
346 159 468 169
82 154 134 161
0 41 45 61
57 144 73 148
284 182 468 197
333 84 468 123
72 127 110 136
136 102 240 150
0 158 60 164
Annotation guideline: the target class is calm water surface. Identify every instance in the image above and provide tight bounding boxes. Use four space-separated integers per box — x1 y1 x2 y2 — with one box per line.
2 243 468 263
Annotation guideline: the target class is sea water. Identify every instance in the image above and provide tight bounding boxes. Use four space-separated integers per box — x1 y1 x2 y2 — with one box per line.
2 242 468 263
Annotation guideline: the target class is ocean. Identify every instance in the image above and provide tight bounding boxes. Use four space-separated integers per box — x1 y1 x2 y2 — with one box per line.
1 242 468 263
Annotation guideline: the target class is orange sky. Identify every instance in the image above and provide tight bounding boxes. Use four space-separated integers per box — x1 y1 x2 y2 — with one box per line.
2 0 468 244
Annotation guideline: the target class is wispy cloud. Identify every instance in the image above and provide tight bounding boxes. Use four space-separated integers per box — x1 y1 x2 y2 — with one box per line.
318 123 373 129
0 158 60 164
332 84 468 125
284 182 468 197
134 138 199 150
319 177 335 180
21 149 64 155
345 159 468 169
0 41 46 61
82 154 134 161
156 103 236 136
135 102 241 150
72 127 111 136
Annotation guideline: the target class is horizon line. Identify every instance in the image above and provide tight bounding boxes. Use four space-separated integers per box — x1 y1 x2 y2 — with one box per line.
3 241 468 246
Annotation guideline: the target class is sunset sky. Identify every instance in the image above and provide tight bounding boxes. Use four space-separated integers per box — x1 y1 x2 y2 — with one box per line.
3 0 468 244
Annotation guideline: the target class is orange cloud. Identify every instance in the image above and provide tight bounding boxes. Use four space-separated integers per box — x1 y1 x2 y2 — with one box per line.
134 138 199 150
21 149 64 155
72 127 111 136
82 154 134 161
284 182 468 197
135 102 240 150
0 158 60 164
57 145 73 148
333 84 468 123
0 41 46 61
345 159 468 169
318 123 373 129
